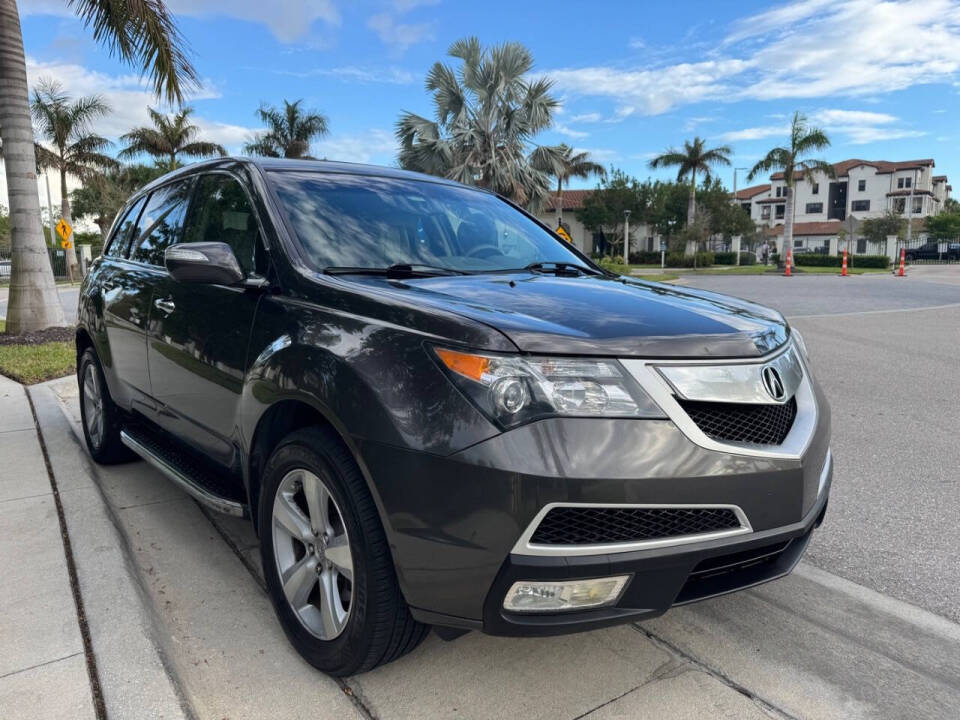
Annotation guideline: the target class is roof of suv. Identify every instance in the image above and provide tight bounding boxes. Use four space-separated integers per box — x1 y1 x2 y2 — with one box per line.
137 156 466 197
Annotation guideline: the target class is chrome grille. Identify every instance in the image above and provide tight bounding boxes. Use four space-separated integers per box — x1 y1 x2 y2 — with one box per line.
675 396 797 445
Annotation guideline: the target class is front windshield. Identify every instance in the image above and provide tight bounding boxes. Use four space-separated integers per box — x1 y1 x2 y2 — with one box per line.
268 171 589 273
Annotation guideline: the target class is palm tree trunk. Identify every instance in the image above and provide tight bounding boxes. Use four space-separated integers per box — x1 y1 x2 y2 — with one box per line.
0 0 66 333
687 172 697 227
59 166 79 279
784 185 795 260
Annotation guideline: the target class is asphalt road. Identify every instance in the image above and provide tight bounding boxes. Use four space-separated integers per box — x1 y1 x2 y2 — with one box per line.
681 266 960 623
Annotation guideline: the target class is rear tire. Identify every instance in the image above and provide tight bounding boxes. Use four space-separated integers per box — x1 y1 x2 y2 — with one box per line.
259 426 428 676
78 348 134 464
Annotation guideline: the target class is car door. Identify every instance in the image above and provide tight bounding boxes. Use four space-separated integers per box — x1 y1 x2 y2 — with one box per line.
146 172 268 468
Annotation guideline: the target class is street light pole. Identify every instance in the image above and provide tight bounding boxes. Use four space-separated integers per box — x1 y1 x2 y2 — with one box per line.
623 209 631 265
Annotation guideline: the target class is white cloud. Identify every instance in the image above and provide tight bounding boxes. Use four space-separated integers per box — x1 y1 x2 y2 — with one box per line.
368 13 435 53
276 66 417 84
554 124 589 139
546 0 960 115
717 125 790 142
717 107 924 145
569 112 602 123
21 0 341 43
313 129 398 165
812 109 897 126
628 37 645 50
572 147 619 162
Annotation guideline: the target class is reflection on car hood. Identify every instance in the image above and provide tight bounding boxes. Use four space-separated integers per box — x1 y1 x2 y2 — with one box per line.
343 273 789 358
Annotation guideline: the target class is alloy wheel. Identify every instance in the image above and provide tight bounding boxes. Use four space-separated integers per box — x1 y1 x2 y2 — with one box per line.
82 363 104 450
272 468 354 640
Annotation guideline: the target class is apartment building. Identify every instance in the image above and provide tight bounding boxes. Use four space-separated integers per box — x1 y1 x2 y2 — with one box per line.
735 159 951 255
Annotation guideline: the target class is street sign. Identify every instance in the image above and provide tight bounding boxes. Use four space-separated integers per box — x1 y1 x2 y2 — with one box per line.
555 225 572 243
61 239 73 249
56 218 73 243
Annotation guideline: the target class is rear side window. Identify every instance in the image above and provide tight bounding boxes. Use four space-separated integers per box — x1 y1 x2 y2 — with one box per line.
105 196 147 258
129 180 194 266
184 174 261 275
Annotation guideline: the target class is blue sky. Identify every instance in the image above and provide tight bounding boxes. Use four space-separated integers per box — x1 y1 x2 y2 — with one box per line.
17 0 960 191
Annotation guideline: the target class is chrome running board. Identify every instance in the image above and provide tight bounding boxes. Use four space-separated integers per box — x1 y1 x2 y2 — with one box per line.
120 429 246 517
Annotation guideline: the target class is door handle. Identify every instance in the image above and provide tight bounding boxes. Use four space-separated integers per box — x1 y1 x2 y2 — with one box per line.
154 298 175 315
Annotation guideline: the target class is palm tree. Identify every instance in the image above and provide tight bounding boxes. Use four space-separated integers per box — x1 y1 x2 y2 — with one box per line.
533 144 606 225
120 106 225 171
0 0 197 333
244 100 329 159
396 37 563 207
71 164 164 240
649 137 732 227
748 112 833 257
31 79 117 279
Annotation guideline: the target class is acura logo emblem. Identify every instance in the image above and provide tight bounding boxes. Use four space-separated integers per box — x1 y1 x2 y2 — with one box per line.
761 366 786 401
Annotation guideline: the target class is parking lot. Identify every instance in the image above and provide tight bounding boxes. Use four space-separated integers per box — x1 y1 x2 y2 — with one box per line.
11 266 960 719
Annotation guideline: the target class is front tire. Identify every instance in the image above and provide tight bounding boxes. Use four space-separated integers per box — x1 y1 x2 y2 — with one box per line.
78 348 133 464
259 426 428 676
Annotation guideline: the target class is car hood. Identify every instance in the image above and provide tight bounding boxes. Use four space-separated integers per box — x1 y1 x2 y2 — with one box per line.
342 273 788 358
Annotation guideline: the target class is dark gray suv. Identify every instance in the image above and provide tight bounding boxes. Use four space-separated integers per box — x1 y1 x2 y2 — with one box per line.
76 158 832 675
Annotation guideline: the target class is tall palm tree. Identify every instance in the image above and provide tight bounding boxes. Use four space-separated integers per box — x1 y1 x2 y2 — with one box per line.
748 112 833 257
244 99 329 159
120 106 225 171
533 144 606 225
31 78 117 279
0 0 197 333
649 137 732 227
396 37 563 207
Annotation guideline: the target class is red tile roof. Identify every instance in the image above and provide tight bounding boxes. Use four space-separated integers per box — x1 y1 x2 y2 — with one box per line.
933 175 948 182
770 158 934 181
886 189 933 197
544 189 594 211
765 218 928 236
756 197 786 204
733 184 770 199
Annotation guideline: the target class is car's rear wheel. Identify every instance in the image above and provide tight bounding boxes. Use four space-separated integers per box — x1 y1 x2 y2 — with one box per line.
78 348 133 464
259 426 428 676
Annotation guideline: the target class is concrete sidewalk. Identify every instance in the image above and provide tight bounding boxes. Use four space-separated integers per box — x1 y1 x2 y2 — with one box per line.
0 374 96 719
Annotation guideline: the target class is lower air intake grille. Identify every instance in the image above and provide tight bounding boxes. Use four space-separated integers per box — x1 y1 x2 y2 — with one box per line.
529 507 743 546
676 396 797 446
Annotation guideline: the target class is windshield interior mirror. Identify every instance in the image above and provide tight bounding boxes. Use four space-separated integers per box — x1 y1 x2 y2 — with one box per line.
165 242 244 286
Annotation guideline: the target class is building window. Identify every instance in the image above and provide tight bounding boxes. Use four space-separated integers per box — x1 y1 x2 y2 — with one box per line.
858 179 866 192
794 239 803 248
775 204 785 219
912 197 923 214
897 178 904 189
905 177 912 188
812 183 819 195
851 200 870 212
805 202 823 214
893 198 906 214
761 205 771 219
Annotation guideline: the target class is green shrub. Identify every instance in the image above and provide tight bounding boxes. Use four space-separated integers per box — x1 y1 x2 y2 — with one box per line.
714 251 756 265
627 251 662 264
793 254 890 269
665 251 715 268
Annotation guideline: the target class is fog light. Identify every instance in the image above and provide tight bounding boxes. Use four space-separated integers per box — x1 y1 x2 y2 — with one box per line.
503 575 630 613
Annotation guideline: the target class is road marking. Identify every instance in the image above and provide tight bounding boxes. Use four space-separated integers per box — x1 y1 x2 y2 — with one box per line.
787 302 960 320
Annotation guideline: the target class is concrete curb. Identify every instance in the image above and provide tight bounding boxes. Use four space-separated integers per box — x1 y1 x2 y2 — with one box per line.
29 381 190 720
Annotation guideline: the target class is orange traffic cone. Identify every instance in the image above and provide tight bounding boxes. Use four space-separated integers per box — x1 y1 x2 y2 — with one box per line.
785 249 792 277
841 249 848 277
897 247 906 277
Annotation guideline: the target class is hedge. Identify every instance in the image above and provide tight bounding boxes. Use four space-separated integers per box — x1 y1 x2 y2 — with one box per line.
793 254 890 269
627 250 663 264
665 251 714 268
715 251 757 266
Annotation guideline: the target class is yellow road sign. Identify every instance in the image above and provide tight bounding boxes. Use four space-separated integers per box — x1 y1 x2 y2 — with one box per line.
56 218 73 242
555 225 572 243
61 239 73 249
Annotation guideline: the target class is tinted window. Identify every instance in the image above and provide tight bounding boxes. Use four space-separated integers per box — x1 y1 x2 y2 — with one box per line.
268 172 585 273
105 196 147 257
130 180 193 266
184 174 261 275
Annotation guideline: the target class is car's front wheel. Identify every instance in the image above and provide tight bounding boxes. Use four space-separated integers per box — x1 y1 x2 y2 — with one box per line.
259 426 428 676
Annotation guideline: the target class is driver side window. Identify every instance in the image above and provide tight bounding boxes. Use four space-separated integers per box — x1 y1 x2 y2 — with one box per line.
184 174 264 276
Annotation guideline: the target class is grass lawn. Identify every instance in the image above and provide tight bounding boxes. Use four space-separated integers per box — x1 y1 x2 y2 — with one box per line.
0 320 75 385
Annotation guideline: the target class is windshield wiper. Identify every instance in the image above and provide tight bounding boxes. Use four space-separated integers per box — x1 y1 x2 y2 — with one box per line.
325 263 470 277
523 261 601 276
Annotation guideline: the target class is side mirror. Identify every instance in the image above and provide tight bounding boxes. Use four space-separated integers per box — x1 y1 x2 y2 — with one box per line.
164 242 244 286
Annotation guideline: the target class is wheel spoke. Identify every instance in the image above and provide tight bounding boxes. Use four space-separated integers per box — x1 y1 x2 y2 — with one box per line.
273 493 312 541
325 534 353 583
282 555 318 610
302 472 332 536
318 568 347 637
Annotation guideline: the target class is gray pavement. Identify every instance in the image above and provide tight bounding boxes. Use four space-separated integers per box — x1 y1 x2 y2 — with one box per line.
0 285 80 323
681 269 960 623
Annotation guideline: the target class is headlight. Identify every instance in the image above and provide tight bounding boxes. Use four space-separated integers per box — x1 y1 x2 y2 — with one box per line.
434 347 665 428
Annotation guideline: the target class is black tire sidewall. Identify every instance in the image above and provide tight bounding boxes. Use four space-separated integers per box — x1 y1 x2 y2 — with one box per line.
78 348 125 462
258 433 380 675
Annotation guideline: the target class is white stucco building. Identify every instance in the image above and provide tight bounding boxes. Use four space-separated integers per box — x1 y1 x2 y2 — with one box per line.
734 158 951 256
537 190 661 257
